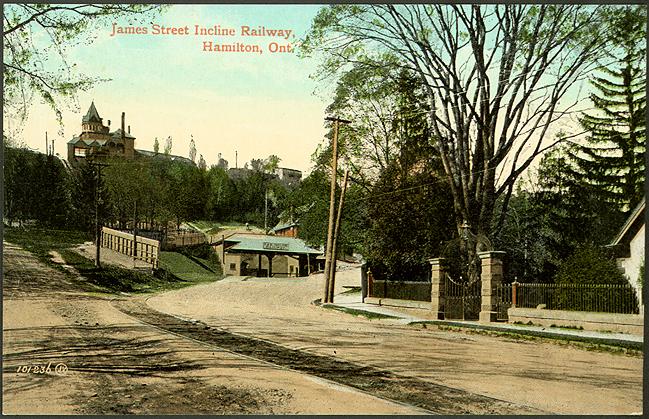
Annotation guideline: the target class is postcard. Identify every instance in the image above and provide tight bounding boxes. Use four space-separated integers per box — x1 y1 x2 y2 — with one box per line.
2 3 645 415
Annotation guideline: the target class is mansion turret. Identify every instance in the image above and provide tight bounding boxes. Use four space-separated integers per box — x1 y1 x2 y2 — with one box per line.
67 102 136 163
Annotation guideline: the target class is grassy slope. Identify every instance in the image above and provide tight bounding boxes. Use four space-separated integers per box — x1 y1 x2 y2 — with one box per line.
159 251 220 282
3 227 219 294
3 227 91 262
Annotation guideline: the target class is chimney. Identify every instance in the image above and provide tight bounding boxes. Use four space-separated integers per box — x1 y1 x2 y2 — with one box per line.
128 125 130 134
121 112 125 140
107 120 111 126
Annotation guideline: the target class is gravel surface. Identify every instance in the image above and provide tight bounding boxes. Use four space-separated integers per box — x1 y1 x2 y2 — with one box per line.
147 266 644 415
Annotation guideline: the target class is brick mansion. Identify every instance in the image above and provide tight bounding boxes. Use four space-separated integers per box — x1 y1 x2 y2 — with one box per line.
67 102 192 165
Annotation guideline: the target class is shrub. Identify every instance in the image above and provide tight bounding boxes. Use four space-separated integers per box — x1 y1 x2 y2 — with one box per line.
555 244 627 286
553 244 638 312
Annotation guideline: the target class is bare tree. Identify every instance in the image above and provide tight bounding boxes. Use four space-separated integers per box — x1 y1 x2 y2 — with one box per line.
301 4 614 243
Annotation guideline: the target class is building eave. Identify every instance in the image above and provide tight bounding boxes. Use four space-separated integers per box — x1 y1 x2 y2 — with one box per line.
610 198 646 246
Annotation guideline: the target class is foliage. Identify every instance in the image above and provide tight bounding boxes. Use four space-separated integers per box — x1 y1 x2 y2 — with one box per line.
3 4 164 128
566 5 646 213
100 156 209 230
638 259 644 292
301 4 615 249
312 65 453 280
163 136 173 154
205 166 237 221
364 163 454 281
553 243 638 312
312 64 413 186
285 170 331 248
67 159 103 232
531 146 625 265
4 146 72 227
491 188 559 282
229 163 288 228
555 244 627 286
198 154 207 171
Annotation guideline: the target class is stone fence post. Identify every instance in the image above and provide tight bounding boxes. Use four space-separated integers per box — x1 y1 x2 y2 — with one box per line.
479 251 506 323
429 258 446 320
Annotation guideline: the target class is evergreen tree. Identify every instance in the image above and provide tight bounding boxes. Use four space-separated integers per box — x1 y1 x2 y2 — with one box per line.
569 5 646 212
153 137 160 154
524 145 626 281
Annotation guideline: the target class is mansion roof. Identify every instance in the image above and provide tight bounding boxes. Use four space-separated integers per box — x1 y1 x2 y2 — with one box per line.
68 129 136 145
82 101 102 123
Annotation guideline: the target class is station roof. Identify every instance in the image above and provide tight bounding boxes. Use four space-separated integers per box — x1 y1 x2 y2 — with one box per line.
225 234 321 255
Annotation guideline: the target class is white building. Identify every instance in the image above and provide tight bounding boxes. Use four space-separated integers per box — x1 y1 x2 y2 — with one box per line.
610 198 645 310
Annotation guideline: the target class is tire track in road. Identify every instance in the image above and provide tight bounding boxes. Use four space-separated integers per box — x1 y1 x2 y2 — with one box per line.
113 299 547 415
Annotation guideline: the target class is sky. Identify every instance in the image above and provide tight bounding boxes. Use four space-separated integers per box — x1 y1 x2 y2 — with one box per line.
6 4 634 183
8 4 331 174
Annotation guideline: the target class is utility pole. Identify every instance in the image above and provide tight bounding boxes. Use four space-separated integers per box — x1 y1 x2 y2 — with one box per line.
133 199 138 264
264 188 268 234
45 131 48 155
327 169 349 303
89 160 109 268
322 116 351 304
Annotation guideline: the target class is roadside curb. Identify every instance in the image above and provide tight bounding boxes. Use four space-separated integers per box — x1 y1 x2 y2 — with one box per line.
408 320 644 351
322 298 643 351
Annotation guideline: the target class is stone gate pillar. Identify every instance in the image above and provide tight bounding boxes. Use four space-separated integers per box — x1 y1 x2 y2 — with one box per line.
429 258 446 320
479 251 506 323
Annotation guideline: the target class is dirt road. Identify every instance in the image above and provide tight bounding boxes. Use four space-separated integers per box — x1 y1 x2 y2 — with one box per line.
3 242 644 414
146 266 644 415
2 243 423 414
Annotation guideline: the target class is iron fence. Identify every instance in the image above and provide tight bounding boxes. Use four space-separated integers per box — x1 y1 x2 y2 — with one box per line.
444 276 481 320
369 280 431 302
514 283 639 314
494 284 512 321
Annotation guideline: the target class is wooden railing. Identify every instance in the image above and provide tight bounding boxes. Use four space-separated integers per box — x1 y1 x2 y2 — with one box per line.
164 230 206 249
101 227 160 268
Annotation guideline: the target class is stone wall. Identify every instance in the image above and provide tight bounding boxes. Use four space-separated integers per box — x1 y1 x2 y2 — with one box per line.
508 307 644 335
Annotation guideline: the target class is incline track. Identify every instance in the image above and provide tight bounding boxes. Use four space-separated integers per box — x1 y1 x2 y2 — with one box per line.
113 299 544 415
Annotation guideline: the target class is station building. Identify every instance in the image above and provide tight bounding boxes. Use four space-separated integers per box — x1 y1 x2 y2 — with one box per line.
213 233 321 277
